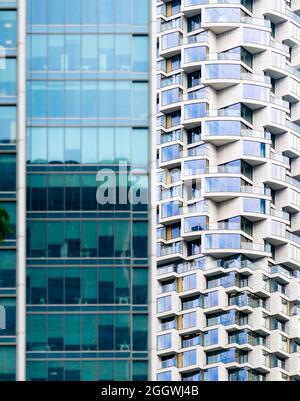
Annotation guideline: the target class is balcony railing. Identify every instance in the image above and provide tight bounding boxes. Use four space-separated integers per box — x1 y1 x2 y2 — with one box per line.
158 242 184 258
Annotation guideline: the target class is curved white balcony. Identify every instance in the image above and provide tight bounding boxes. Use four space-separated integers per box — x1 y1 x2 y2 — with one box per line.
202 234 272 258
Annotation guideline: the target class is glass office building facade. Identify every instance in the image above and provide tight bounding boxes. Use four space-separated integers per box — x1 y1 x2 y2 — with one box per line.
0 0 17 381
1 0 150 381
3 0 300 384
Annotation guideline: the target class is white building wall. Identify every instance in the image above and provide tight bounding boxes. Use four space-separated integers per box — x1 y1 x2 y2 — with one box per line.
155 0 300 382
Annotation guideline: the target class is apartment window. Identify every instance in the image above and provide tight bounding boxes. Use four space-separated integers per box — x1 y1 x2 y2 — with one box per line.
160 355 176 369
244 27 270 46
187 127 201 143
182 349 197 367
243 84 269 102
161 280 176 294
157 333 172 350
205 120 240 136
157 370 172 381
187 241 201 256
182 274 197 291
206 7 240 23
161 144 181 162
187 71 201 88
161 201 181 218
157 295 172 313
160 317 176 331
184 216 207 233
204 329 218 346
243 198 267 214
161 88 181 106
184 46 206 63
182 312 197 329
243 141 268 158
206 177 240 193
181 371 202 381
206 64 240 80
206 234 241 250
184 102 207 120
184 159 206 176
203 291 218 308
187 14 201 32
182 334 201 349
162 31 181 50
182 295 200 311
204 367 219 381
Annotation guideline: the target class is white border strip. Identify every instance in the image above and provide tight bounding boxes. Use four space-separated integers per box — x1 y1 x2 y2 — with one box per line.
16 0 26 382
148 0 158 381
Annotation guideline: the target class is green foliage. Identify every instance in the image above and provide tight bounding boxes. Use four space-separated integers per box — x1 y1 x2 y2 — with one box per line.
0 208 13 242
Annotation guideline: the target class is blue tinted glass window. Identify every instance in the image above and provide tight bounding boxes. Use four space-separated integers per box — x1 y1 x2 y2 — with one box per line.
31 0 47 25
0 298 16 336
82 82 98 117
82 35 98 71
0 251 15 288
48 128 64 164
0 155 16 192
99 35 114 71
48 0 64 25
115 35 131 71
0 347 15 380
65 0 80 25
184 46 207 63
98 127 114 163
132 128 148 165
31 128 47 164
99 81 114 117
0 58 16 96
133 0 148 25
48 35 64 71
26 0 149 380
132 82 148 120
0 11 16 49
82 128 98 163
116 81 131 117
30 35 47 71
82 0 98 25
115 0 131 25
99 0 114 24
65 35 81 71
65 129 81 163
48 81 64 117
115 128 131 162
0 107 16 144
65 82 81 117
132 36 148 72
184 102 206 119
133 315 148 350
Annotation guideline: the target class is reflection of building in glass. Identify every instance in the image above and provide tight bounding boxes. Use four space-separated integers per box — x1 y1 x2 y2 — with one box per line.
25 0 150 382
0 0 150 381
0 0 18 382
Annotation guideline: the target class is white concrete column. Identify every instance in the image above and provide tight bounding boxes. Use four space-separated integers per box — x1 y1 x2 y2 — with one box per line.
16 0 26 382
148 0 158 381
